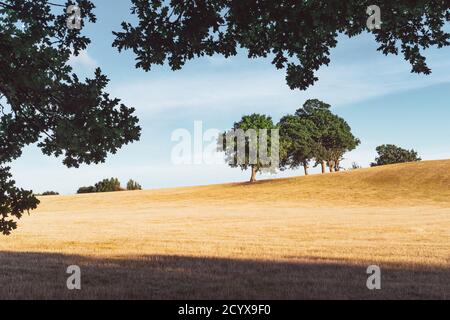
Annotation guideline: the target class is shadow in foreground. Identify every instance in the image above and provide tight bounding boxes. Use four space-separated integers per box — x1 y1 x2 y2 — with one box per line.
0 252 448 299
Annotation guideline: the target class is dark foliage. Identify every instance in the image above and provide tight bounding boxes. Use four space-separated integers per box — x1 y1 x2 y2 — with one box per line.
114 1 450 90
127 179 142 191
280 99 360 173
39 191 60 196
77 186 97 194
0 0 141 234
371 144 421 167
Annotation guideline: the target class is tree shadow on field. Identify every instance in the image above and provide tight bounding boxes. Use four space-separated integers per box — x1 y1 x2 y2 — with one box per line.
0 251 448 300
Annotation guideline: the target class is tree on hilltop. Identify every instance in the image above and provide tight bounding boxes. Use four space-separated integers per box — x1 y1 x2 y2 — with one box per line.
371 145 421 167
279 115 315 175
280 99 360 174
95 178 122 193
220 114 279 183
127 179 142 191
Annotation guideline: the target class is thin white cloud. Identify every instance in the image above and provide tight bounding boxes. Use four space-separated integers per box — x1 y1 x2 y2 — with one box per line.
68 50 98 70
110 49 450 117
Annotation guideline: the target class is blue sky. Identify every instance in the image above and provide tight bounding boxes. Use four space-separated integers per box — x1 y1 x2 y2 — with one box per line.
11 0 450 194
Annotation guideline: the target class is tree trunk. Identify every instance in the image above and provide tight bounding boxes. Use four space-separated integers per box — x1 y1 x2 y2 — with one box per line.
321 160 326 174
329 161 335 172
335 159 340 172
250 166 257 183
303 162 309 176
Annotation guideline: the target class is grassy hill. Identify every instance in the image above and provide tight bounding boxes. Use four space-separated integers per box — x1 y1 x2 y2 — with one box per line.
0 160 449 299
42 159 450 209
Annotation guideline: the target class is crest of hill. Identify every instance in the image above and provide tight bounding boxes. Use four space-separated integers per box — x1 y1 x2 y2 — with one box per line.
41 160 450 209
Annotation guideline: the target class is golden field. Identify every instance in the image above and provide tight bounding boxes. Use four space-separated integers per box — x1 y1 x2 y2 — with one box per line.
1 160 449 299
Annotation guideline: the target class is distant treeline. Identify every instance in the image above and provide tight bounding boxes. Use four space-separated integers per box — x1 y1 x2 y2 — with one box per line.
77 178 142 194
35 191 60 196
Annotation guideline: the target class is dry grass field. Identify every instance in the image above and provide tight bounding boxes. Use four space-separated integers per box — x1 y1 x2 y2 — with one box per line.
1 160 449 299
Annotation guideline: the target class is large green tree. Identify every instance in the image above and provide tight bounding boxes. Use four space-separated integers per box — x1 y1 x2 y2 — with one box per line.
0 0 141 234
220 114 278 182
295 99 360 172
113 1 450 90
278 115 315 175
322 114 361 172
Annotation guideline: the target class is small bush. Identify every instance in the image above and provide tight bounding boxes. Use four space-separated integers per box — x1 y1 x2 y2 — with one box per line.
36 191 59 196
127 179 142 191
42 191 59 196
351 162 362 170
95 178 122 193
77 186 97 194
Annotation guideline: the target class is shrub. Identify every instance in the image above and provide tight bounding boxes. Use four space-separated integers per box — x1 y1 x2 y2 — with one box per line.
95 178 122 193
371 144 421 167
127 179 142 191
77 186 97 194
351 162 362 170
77 178 140 194
41 191 59 196
35 191 60 196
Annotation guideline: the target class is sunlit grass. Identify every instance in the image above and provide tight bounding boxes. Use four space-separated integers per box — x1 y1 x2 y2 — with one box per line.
1 160 449 299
